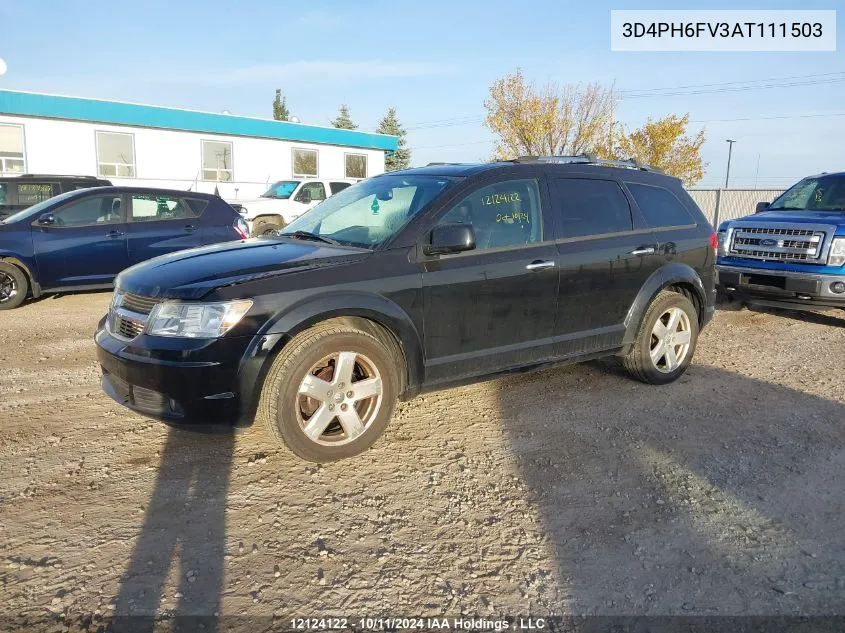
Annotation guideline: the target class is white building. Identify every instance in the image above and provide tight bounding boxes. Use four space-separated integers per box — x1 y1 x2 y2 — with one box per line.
0 89 397 199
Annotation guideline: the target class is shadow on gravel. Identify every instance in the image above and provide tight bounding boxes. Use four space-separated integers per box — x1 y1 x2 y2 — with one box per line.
495 360 845 615
717 297 845 327
112 428 235 632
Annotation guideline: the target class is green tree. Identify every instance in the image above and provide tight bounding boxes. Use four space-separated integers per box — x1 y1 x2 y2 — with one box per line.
375 107 411 171
614 114 706 186
331 104 358 130
272 89 290 121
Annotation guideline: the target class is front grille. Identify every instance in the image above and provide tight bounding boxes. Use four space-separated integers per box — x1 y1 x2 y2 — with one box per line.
122 292 158 315
108 292 159 340
728 222 834 264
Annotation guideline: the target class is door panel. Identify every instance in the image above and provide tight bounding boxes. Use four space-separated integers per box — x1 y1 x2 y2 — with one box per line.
421 177 558 383
126 194 204 265
550 177 661 346
32 194 127 288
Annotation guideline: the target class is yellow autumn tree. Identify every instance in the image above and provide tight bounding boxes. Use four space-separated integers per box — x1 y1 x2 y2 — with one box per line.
614 114 706 186
483 68 616 159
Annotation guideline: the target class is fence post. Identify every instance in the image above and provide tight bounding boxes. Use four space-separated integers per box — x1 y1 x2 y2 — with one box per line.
713 188 722 227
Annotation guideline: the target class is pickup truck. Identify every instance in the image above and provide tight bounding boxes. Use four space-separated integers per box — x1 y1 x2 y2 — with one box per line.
230 179 357 236
716 171 845 311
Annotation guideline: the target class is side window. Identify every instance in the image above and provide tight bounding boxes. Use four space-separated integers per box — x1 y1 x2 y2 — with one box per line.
627 182 695 228
554 178 632 238
329 182 351 195
298 181 326 202
438 179 542 250
52 196 122 227
130 194 193 222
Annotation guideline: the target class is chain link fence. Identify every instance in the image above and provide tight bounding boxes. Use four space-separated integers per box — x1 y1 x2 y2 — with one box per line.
688 189 786 226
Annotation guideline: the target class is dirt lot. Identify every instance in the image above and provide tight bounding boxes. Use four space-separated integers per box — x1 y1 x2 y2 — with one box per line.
1 292 844 627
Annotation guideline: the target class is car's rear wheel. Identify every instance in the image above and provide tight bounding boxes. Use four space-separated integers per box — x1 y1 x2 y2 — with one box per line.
623 289 699 385
0 262 28 311
258 321 399 462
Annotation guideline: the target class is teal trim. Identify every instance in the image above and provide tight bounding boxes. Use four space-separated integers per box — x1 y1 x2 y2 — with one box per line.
0 90 398 151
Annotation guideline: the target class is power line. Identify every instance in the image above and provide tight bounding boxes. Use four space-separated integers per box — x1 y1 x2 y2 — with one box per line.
404 71 845 130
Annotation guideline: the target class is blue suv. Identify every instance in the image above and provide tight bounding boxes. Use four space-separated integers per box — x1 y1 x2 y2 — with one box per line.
0 186 249 309
716 172 845 311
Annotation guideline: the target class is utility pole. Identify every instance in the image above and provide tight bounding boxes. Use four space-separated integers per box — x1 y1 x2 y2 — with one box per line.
724 139 736 189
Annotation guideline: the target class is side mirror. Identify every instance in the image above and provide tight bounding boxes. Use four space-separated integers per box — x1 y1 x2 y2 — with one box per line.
297 189 312 204
755 201 770 214
425 223 476 256
38 213 56 225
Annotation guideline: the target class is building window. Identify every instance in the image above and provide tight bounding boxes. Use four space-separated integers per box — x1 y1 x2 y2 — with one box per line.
345 153 367 179
96 131 135 177
0 124 26 174
292 148 318 177
202 140 234 182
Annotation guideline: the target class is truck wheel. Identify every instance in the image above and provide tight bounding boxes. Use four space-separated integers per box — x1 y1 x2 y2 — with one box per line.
258 322 399 462
623 289 699 385
252 217 285 237
0 262 28 310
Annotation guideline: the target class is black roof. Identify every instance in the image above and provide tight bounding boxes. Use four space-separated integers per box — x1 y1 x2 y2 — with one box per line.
66 185 220 199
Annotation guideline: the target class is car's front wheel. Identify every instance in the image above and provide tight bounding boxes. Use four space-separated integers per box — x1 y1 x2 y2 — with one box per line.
0 262 28 310
258 321 399 462
623 289 699 384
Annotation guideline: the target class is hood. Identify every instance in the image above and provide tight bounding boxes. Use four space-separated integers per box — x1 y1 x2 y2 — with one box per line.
115 238 370 300
739 209 845 226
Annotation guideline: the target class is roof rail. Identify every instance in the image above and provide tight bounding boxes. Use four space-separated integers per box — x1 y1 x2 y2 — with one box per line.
14 173 105 180
511 154 664 174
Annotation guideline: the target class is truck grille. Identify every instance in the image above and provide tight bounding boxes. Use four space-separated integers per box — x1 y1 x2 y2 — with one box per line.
109 292 159 340
727 222 835 264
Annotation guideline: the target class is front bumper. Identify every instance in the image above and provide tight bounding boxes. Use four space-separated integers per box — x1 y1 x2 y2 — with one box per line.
95 323 261 427
716 264 845 309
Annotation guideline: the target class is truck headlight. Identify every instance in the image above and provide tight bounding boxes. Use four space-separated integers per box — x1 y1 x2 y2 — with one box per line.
146 300 253 338
829 237 845 267
717 229 730 256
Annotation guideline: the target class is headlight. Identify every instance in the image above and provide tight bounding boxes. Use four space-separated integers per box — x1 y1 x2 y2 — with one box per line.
146 300 253 338
829 237 845 267
717 229 730 256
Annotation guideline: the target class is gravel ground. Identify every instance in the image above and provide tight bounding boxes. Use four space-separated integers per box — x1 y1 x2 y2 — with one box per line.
1 292 844 628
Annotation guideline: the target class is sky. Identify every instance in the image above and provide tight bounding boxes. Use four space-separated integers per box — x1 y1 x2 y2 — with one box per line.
0 0 842 188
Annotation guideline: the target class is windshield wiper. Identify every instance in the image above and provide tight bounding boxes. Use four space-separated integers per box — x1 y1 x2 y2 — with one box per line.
769 207 805 211
283 230 341 245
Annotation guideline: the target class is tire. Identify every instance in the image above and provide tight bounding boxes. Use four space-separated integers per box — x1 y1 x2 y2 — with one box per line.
258 322 400 462
251 217 285 237
623 289 699 385
0 262 28 310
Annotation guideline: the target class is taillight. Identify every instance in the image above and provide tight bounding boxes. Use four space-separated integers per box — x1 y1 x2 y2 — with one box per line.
234 218 250 239
709 231 718 253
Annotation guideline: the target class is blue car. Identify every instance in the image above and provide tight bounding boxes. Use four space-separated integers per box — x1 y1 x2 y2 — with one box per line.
0 186 249 310
716 171 845 311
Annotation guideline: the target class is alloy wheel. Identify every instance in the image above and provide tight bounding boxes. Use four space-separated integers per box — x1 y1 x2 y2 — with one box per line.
649 307 692 373
0 271 17 303
295 351 383 446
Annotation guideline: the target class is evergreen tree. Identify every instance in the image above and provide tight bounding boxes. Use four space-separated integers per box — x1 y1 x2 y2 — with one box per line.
272 89 290 121
375 107 411 171
331 104 358 130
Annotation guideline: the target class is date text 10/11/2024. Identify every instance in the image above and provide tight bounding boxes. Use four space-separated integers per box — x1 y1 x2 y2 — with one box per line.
289 617 547 631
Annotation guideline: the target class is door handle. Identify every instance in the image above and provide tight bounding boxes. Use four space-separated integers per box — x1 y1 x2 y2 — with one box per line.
106 230 124 238
184 224 198 233
526 260 555 271
629 246 656 256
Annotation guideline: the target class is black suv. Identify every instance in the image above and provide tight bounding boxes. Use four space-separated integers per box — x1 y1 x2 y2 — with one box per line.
96 156 717 462
0 174 112 219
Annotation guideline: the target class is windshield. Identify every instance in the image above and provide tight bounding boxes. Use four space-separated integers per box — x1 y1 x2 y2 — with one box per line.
261 180 300 199
0 189 80 223
769 175 845 212
280 174 459 249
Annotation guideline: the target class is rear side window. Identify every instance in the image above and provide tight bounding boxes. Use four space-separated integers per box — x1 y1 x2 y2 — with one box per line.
330 182 351 195
186 198 209 216
129 194 199 222
553 178 632 238
17 182 57 206
627 182 695 227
